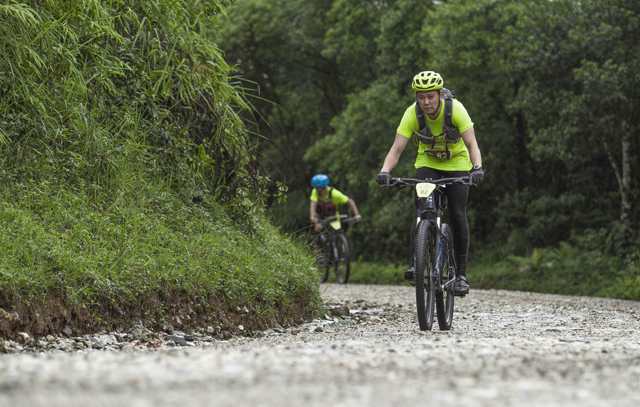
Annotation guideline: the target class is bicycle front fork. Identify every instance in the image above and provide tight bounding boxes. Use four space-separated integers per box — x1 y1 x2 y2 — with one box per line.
433 229 447 291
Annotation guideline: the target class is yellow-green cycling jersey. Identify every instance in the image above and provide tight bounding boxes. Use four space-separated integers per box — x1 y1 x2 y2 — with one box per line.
397 98 474 171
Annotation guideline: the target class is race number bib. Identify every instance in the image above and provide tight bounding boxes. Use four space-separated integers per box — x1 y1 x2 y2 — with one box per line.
415 182 436 198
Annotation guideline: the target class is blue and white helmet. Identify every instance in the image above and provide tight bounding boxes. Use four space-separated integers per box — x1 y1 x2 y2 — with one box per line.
310 174 330 188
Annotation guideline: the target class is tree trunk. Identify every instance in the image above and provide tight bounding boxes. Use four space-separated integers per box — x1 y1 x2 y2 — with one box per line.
620 129 632 239
514 110 529 190
603 124 633 248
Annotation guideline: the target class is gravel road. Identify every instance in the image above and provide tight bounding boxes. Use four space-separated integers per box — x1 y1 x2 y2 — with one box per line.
2 284 640 407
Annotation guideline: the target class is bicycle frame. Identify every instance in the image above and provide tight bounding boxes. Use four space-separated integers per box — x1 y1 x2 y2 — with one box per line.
410 177 469 291
415 189 446 292
318 214 348 259
316 214 358 284
382 175 471 330
318 228 340 264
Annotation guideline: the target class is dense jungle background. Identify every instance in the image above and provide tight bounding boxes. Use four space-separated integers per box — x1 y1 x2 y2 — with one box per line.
1 0 640 339
218 0 640 296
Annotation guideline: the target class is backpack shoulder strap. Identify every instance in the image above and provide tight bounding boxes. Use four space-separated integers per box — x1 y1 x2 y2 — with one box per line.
442 96 461 144
444 96 453 128
414 102 435 147
415 102 426 131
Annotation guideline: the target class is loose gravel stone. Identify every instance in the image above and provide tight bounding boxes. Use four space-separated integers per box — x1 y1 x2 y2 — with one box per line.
1 284 640 407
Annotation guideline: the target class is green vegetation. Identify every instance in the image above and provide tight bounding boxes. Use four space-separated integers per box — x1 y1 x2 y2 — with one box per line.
219 0 640 299
348 250 640 301
348 262 406 286
2 0 639 340
0 1 320 337
473 245 640 300
0 186 319 335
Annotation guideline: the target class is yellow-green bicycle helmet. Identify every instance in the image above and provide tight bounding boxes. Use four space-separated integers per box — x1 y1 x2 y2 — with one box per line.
411 71 444 92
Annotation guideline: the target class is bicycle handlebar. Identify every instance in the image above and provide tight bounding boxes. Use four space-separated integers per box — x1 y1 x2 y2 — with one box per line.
382 176 472 188
318 214 361 225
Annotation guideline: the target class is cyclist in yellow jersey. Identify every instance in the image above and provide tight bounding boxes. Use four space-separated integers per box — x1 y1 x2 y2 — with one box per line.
309 174 361 233
376 71 484 295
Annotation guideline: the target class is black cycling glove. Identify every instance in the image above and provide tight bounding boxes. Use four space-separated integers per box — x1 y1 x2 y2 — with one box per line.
376 171 391 186
470 165 485 185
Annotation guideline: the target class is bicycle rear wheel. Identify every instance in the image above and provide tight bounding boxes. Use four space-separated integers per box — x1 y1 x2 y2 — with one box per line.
335 232 351 284
415 220 436 331
435 224 455 330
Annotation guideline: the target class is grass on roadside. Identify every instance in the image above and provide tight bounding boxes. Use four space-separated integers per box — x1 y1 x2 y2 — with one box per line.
346 245 640 302
471 244 640 300
347 261 407 285
0 183 321 337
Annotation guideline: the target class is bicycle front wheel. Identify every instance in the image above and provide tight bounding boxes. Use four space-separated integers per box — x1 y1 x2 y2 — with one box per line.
415 220 436 331
335 232 351 284
436 223 455 330
316 235 330 283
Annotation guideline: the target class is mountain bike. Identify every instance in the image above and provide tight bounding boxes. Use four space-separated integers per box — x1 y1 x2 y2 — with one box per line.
316 214 359 284
383 176 471 331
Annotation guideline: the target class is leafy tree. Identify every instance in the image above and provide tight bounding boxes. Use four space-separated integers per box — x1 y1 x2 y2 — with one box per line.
507 0 640 249
217 0 640 265
305 1 438 257
217 0 339 180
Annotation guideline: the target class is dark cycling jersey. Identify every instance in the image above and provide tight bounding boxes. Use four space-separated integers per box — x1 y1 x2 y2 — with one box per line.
310 187 349 218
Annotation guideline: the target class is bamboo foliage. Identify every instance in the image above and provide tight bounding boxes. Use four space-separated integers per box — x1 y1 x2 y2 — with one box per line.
0 0 251 201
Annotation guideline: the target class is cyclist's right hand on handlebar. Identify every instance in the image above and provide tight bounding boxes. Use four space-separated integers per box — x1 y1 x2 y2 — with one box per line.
376 171 391 186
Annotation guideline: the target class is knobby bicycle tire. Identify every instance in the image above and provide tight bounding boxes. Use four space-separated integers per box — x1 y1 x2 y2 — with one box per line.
415 220 436 331
335 232 351 284
320 262 330 283
435 223 455 330
317 234 331 283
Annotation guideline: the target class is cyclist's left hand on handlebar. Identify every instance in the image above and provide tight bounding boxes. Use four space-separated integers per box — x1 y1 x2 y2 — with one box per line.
376 171 391 186
353 214 362 223
470 165 484 185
